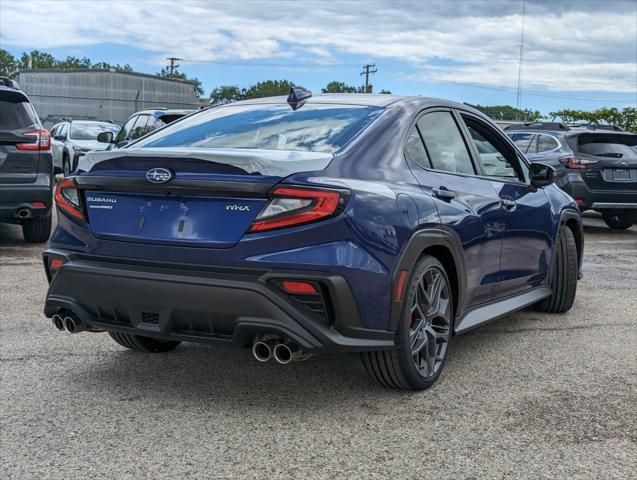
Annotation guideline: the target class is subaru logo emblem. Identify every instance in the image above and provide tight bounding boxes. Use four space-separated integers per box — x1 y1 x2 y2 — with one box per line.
146 167 173 184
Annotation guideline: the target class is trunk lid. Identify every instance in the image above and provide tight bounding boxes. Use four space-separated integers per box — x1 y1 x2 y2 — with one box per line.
76 148 333 248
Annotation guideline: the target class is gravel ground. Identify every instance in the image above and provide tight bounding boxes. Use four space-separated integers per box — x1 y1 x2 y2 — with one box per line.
1 214 635 479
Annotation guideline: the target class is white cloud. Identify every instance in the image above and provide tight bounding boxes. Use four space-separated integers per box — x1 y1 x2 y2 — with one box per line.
1 0 635 94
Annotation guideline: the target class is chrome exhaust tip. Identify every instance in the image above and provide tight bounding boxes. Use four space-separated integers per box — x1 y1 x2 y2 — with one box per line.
16 208 32 219
52 314 65 331
273 343 293 365
63 316 80 334
252 341 272 362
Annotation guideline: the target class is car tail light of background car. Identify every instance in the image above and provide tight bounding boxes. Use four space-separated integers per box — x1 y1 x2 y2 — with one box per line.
248 186 348 232
559 156 600 170
54 178 84 220
16 129 51 151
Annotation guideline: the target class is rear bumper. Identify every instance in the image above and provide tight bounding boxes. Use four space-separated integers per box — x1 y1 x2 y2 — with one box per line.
0 173 53 220
42 249 395 353
559 176 637 212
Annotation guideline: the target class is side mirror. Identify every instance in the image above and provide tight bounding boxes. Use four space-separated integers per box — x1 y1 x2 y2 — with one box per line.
53 134 66 141
529 162 555 187
97 131 114 144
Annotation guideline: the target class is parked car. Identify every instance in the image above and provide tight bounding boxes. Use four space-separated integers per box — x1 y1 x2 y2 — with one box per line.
0 77 53 242
98 109 194 149
50 120 120 176
43 91 583 390
506 123 637 229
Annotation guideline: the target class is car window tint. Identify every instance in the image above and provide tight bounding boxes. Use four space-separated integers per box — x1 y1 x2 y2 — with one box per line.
466 125 517 178
116 116 138 143
0 101 38 130
509 133 535 153
416 112 474 174
50 124 60 136
129 115 151 140
59 123 68 137
404 126 430 168
537 135 558 152
526 135 539 154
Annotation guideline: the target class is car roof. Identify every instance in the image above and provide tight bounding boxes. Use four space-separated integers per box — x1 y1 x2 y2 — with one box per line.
136 109 195 117
230 93 477 111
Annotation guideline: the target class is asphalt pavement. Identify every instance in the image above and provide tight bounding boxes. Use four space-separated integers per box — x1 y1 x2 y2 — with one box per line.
1 214 635 479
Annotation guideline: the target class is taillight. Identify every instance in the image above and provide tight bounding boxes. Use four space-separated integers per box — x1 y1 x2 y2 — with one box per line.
54 178 84 220
559 156 599 170
248 186 347 232
16 129 51 151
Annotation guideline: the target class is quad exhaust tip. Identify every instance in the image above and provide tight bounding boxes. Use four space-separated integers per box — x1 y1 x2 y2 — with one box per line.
52 314 65 331
63 316 79 333
252 341 273 362
16 208 32 219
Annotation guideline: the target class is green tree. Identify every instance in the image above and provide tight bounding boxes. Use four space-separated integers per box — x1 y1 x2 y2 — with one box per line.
0 49 18 76
322 81 358 93
20 50 57 69
466 103 544 121
242 80 295 99
92 61 133 71
57 56 92 69
379 89 392 94
209 85 243 105
550 108 637 132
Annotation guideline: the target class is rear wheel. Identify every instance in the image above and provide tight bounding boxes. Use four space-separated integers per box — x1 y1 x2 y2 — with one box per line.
362 256 453 391
601 210 636 230
108 331 181 353
535 226 578 313
22 212 52 243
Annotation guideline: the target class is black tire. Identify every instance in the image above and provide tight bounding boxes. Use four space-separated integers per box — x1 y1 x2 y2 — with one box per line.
362 255 453 391
22 212 52 243
534 226 578 313
108 331 181 353
602 210 636 230
62 155 71 177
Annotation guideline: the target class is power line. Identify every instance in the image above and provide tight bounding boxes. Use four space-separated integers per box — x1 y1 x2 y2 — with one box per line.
360 64 377 93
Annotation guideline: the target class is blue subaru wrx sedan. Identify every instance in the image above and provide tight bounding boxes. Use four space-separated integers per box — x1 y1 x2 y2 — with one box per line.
43 90 583 390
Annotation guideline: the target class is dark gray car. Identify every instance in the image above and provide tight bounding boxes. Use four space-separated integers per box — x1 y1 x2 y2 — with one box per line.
507 123 637 229
0 77 53 242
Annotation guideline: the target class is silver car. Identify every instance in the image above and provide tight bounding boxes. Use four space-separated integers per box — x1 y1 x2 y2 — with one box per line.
50 121 120 176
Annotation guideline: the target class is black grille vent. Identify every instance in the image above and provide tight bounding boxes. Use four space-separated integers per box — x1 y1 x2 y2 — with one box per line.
141 311 160 324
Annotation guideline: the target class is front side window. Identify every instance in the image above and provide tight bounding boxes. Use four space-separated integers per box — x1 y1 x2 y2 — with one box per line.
465 124 518 178
537 134 559 152
129 115 152 140
115 116 138 143
416 112 475 174
135 104 384 153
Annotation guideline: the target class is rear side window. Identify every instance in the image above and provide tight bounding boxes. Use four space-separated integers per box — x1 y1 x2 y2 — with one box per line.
404 127 431 168
0 100 38 130
416 112 475 174
509 133 535 153
135 104 384 153
537 134 559 152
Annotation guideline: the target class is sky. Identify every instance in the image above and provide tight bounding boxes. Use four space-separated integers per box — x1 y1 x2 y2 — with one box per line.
1 0 636 115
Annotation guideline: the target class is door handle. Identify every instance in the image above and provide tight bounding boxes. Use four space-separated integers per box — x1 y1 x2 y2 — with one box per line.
433 187 456 200
501 198 517 210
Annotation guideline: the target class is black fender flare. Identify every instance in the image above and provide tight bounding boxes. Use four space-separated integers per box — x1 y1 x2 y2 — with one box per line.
388 227 467 332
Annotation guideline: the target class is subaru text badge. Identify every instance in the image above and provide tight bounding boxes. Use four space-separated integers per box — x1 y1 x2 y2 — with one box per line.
146 167 174 184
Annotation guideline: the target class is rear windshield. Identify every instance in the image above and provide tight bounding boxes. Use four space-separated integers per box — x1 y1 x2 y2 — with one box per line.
570 133 637 160
134 104 383 153
0 100 38 130
70 123 119 140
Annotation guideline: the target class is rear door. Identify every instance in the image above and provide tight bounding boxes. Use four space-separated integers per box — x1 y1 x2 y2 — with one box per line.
0 90 41 183
459 113 552 297
406 109 504 308
567 132 637 193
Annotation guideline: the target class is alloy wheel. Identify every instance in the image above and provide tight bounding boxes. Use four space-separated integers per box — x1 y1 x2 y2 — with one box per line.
408 266 452 378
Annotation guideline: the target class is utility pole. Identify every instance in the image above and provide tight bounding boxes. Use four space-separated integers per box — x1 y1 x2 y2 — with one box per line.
360 64 377 93
515 0 526 119
166 57 182 75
